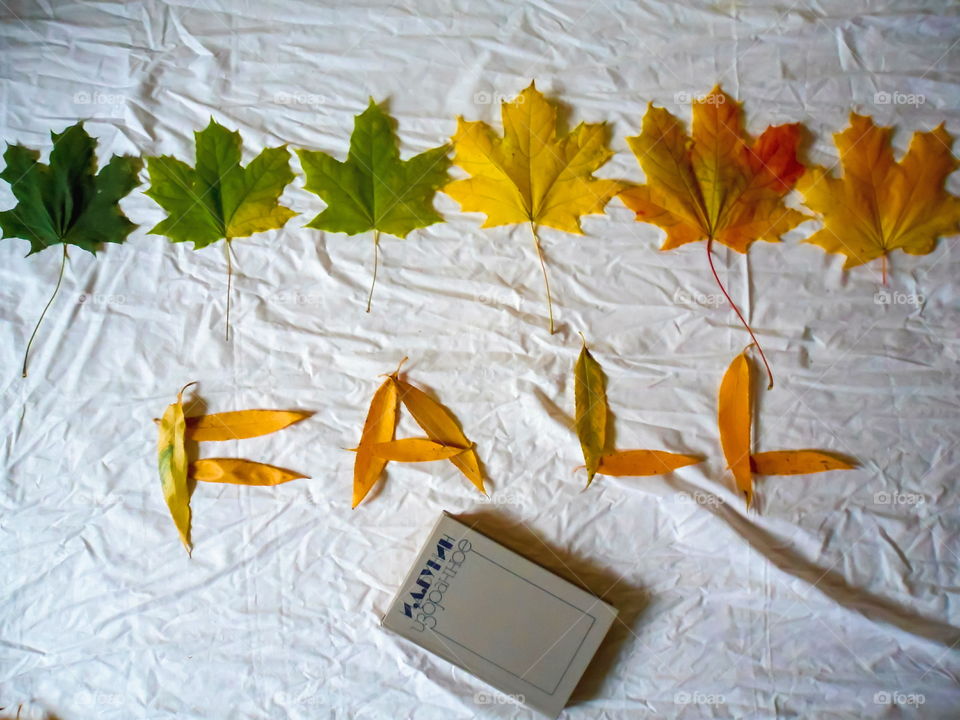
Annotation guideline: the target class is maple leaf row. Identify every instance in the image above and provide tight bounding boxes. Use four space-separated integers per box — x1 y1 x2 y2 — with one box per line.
3 84 958 376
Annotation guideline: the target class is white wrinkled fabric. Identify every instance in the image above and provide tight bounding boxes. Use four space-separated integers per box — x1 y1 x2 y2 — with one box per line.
1 1 958 718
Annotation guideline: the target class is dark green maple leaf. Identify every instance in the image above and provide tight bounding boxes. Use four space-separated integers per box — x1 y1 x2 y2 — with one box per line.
297 100 451 310
144 119 296 339
0 122 141 376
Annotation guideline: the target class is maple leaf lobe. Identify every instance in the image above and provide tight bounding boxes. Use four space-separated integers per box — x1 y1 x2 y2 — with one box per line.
798 113 960 269
144 118 295 250
445 82 624 234
0 122 141 256
620 86 806 253
297 100 451 239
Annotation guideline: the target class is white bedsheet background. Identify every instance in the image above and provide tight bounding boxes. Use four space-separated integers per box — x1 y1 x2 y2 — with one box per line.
1 1 958 718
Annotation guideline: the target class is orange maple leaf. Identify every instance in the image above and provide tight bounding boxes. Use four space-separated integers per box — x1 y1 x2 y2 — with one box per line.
798 114 960 280
620 86 807 387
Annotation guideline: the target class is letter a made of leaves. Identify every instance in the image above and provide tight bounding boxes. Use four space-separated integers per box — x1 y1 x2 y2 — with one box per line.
0 122 141 377
144 119 296 339
297 100 451 311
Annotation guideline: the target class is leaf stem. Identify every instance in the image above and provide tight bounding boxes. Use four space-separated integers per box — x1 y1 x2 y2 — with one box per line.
224 238 233 342
706 236 774 389
881 254 887 286
366 230 381 313
529 222 555 334
21 244 68 378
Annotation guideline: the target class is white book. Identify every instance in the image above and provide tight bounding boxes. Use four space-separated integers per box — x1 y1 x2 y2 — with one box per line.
382 512 618 718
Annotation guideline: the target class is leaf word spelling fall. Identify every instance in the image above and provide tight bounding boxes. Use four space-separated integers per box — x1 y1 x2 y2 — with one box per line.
145 119 296 340
297 100 451 311
620 87 807 387
156 385 309 553
798 114 960 281
718 348 855 508
446 82 625 333
574 336 700 487
352 358 483 507
0 122 141 377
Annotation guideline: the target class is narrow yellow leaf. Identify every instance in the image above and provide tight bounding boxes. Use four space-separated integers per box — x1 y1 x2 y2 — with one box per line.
574 336 607 486
157 383 194 553
190 458 307 485
353 377 399 508
185 410 309 441
372 438 469 462
750 450 855 476
719 350 753 506
597 450 702 477
393 377 485 494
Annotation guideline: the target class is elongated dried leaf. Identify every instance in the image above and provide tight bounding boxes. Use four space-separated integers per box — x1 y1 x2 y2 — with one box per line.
191 458 307 485
718 350 753 506
574 337 607 486
750 450 854 476
597 450 701 477
372 438 468 462
393 377 484 493
353 377 399 508
798 114 960 272
157 383 194 553
185 410 309 442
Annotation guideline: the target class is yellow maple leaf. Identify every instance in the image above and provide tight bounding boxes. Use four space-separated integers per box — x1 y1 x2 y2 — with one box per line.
798 114 960 276
619 87 807 387
446 82 625 332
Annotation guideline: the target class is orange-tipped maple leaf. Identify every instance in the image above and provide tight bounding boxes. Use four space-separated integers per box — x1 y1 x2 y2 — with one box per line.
798 114 960 279
620 86 807 387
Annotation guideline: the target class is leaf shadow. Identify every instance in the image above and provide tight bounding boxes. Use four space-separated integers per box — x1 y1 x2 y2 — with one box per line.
452 508 650 709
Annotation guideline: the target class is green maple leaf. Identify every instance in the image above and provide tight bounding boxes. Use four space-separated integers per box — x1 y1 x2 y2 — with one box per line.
144 119 296 338
297 100 451 310
0 122 141 377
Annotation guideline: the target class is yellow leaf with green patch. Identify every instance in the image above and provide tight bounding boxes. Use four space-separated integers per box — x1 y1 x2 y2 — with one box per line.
157 383 194 553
